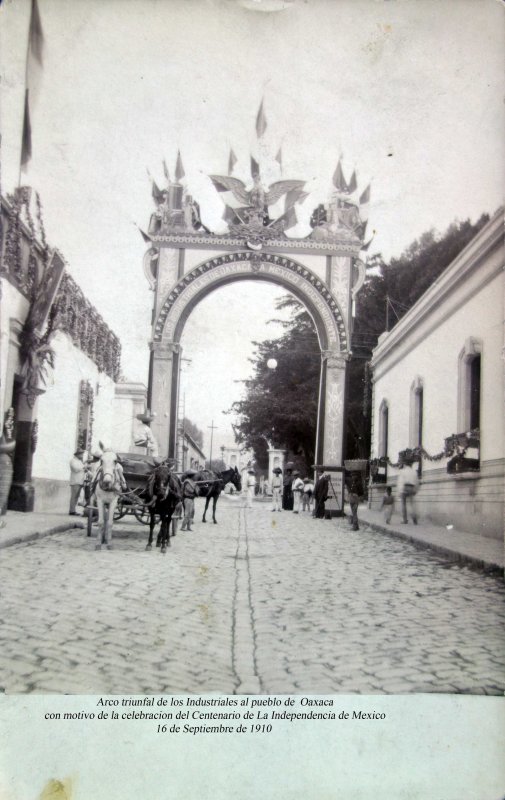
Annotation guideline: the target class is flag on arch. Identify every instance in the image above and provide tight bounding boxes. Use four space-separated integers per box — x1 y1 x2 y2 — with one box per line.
359 184 371 205
250 155 260 180
255 100 267 138
175 151 185 182
332 159 348 193
21 0 45 170
228 149 237 176
348 170 358 194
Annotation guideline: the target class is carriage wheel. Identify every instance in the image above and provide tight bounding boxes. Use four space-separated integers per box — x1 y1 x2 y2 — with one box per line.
113 499 127 521
134 505 157 526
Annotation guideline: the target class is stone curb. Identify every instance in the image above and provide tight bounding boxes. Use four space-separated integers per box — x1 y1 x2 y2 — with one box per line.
363 519 504 577
0 521 85 550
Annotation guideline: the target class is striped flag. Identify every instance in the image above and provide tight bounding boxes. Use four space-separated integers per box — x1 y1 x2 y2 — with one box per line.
21 0 45 170
284 186 308 211
175 151 185 182
222 205 247 225
273 204 297 232
228 149 237 176
210 175 249 210
256 100 267 138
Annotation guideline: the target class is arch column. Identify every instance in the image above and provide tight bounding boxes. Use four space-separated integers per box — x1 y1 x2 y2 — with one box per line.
318 350 348 466
150 340 180 458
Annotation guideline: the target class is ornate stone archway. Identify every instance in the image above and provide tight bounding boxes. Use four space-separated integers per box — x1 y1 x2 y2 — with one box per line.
148 246 362 467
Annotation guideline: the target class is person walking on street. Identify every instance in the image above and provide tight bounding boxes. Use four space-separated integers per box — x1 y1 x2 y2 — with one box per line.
271 468 282 512
302 477 314 512
246 469 256 509
381 486 394 524
69 448 86 515
180 469 199 531
292 471 304 513
397 460 419 524
346 476 361 531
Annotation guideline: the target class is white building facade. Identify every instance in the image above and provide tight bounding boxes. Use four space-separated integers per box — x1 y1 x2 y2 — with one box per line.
369 209 504 540
1 192 144 514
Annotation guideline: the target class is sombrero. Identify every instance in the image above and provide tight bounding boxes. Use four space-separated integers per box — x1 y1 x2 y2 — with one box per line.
136 410 156 424
272 467 282 474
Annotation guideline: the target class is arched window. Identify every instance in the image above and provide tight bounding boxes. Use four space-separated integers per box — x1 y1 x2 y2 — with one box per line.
458 338 482 432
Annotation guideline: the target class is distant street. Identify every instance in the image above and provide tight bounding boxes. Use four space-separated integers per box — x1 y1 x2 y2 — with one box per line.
0 497 504 695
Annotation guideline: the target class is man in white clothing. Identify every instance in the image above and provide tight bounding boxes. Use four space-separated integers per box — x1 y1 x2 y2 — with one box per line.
292 471 305 514
246 469 256 508
271 468 282 512
397 461 419 524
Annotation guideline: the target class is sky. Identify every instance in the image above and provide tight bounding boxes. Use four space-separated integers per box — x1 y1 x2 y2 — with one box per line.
1 0 504 454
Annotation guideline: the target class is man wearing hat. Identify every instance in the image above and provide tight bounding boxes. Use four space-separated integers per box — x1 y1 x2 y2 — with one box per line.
134 411 159 457
291 471 305 514
180 469 199 531
69 448 86 515
271 468 282 512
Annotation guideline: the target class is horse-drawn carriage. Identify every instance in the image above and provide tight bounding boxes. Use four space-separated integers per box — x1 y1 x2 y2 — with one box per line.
85 452 242 553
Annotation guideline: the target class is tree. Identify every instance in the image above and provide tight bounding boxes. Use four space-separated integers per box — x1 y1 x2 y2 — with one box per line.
231 213 491 466
229 297 320 472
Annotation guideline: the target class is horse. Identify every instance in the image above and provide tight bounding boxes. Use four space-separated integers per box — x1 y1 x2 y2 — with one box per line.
145 464 182 553
194 467 242 524
93 450 125 550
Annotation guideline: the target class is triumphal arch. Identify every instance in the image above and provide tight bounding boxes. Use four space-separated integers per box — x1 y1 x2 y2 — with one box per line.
143 145 369 467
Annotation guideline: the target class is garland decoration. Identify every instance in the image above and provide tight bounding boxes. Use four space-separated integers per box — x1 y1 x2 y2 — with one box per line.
370 429 480 473
2 191 122 382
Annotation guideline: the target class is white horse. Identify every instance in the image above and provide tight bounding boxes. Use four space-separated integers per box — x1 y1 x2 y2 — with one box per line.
93 450 125 551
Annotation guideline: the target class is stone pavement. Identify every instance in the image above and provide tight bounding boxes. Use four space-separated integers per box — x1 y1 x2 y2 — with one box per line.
359 507 504 574
0 497 504 695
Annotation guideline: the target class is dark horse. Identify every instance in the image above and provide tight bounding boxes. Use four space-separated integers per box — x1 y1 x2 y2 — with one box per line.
194 467 242 524
145 464 182 553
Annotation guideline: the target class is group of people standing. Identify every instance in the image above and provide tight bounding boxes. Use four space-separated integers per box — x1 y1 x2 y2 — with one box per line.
270 467 316 514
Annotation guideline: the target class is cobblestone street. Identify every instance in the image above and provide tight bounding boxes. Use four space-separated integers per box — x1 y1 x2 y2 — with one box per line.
0 497 504 695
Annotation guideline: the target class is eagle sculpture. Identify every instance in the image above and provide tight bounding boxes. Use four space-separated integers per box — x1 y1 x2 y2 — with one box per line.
209 175 306 212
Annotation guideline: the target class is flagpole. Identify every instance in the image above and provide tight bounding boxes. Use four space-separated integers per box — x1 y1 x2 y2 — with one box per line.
19 0 34 188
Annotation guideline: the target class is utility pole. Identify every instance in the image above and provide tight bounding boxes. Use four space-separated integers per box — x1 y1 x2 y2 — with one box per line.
208 420 217 468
